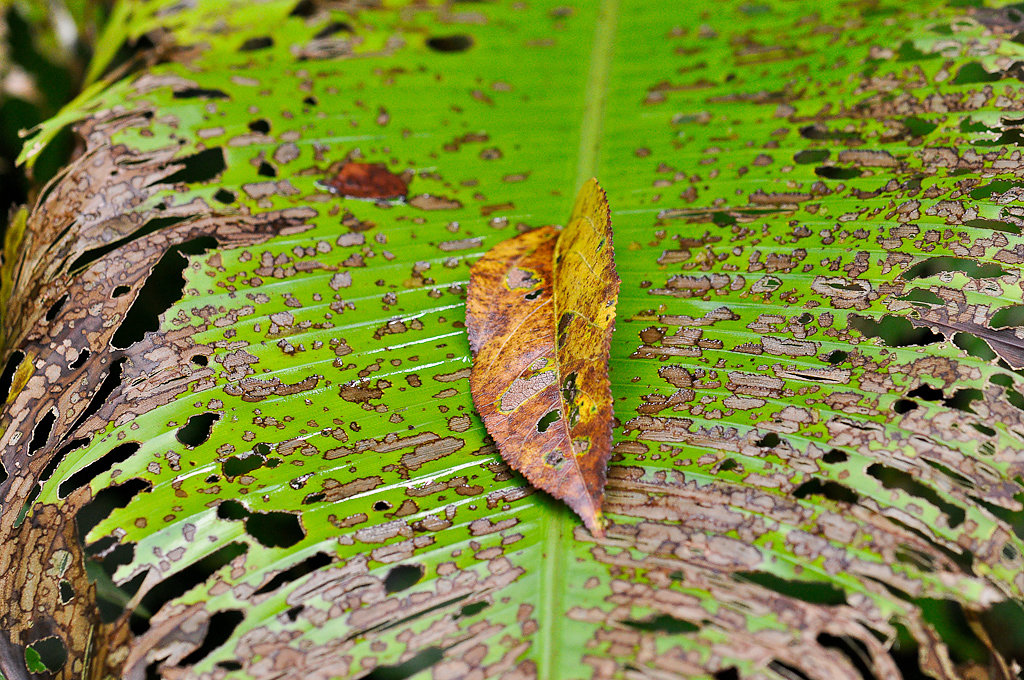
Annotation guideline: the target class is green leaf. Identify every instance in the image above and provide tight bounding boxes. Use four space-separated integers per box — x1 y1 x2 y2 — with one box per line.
23 646 45 674
6 0 1024 678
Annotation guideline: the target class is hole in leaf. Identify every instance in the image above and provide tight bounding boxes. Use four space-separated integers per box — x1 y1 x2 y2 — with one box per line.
245 511 305 548
887 621 934 680
384 564 424 593
68 215 191 273
977 600 1024 667
179 610 245 666
302 492 326 505
427 35 473 52
112 237 218 348
59 580 75 603
867 463 965 528
248 118 270 134
903 116 937 137
112 285 131 298
902 256 1006 280
172 87 229 100
0 349 25 404
213 189 236 204
176 412 220 447
28 408 56 455
191 354 208 366
793 149 829 164
970 179 1024 200
953 331 997 360
793 478 860 504
71 358 126 432
130 542 247 634
944 388 982 413
24 636 66 673
69 348 90 370
767 659 812 680
990 304 1024 329
58 442 140 497
907 384 943 401
239 36 273 51
77 478 151 538
217 499 248 521
537 409 559 432
456 601 488 618
364 646 443 680
289 0 316 17
160 148 227 185
623 613 699 634
218 661 243 671
314 21 353 38
916 598 989 665
849 314 944 347
13 484 40 528
817 634 875 680
892 399 917 414
798 124 861 142
45 293 68 321
898 288 944 305
755 432 780 448
822 449 848 463
257 161 277 177
735 571 847 605
972 422 996 437
815 166 862 180
896 543 936 572
712 669 739 680
222 453 263 478
718 458 739 471
524 289 543 300
254 552 332 595
952 61 1001 85
373 500 392 511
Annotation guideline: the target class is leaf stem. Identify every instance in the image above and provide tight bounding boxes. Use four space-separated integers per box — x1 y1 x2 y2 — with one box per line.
573 0 620 193
539 0 620 677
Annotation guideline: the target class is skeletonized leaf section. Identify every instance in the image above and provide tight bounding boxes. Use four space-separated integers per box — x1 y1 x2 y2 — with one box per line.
467 179 619 536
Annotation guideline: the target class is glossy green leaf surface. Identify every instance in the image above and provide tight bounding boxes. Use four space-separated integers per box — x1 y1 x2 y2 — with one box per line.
5 1 1024 679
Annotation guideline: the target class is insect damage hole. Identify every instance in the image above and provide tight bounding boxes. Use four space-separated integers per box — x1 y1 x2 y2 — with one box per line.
111 236 218 348
158 148 227 185
57 441 140 497
28 407 56 455
364 646 443 680
24 636 67 674
537 409 559 432
130 541 247 634
44 294 68 321
254 552 332 595
815 634 877 680
0 349 25 404
384 563 424 593
426 35 473 52
245 511 305 548
178 610 245 667
176 412 220 447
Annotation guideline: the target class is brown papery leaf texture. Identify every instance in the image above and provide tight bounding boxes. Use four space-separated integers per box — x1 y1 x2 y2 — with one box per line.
466 178 619 536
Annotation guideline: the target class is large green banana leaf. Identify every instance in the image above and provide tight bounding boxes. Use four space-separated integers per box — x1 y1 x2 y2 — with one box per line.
5 0 1024 678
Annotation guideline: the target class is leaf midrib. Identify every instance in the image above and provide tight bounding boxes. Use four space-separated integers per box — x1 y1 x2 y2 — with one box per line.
538 0 620 677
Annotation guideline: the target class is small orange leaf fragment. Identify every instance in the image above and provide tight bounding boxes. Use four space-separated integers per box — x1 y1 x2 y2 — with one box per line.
466 178 619 536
